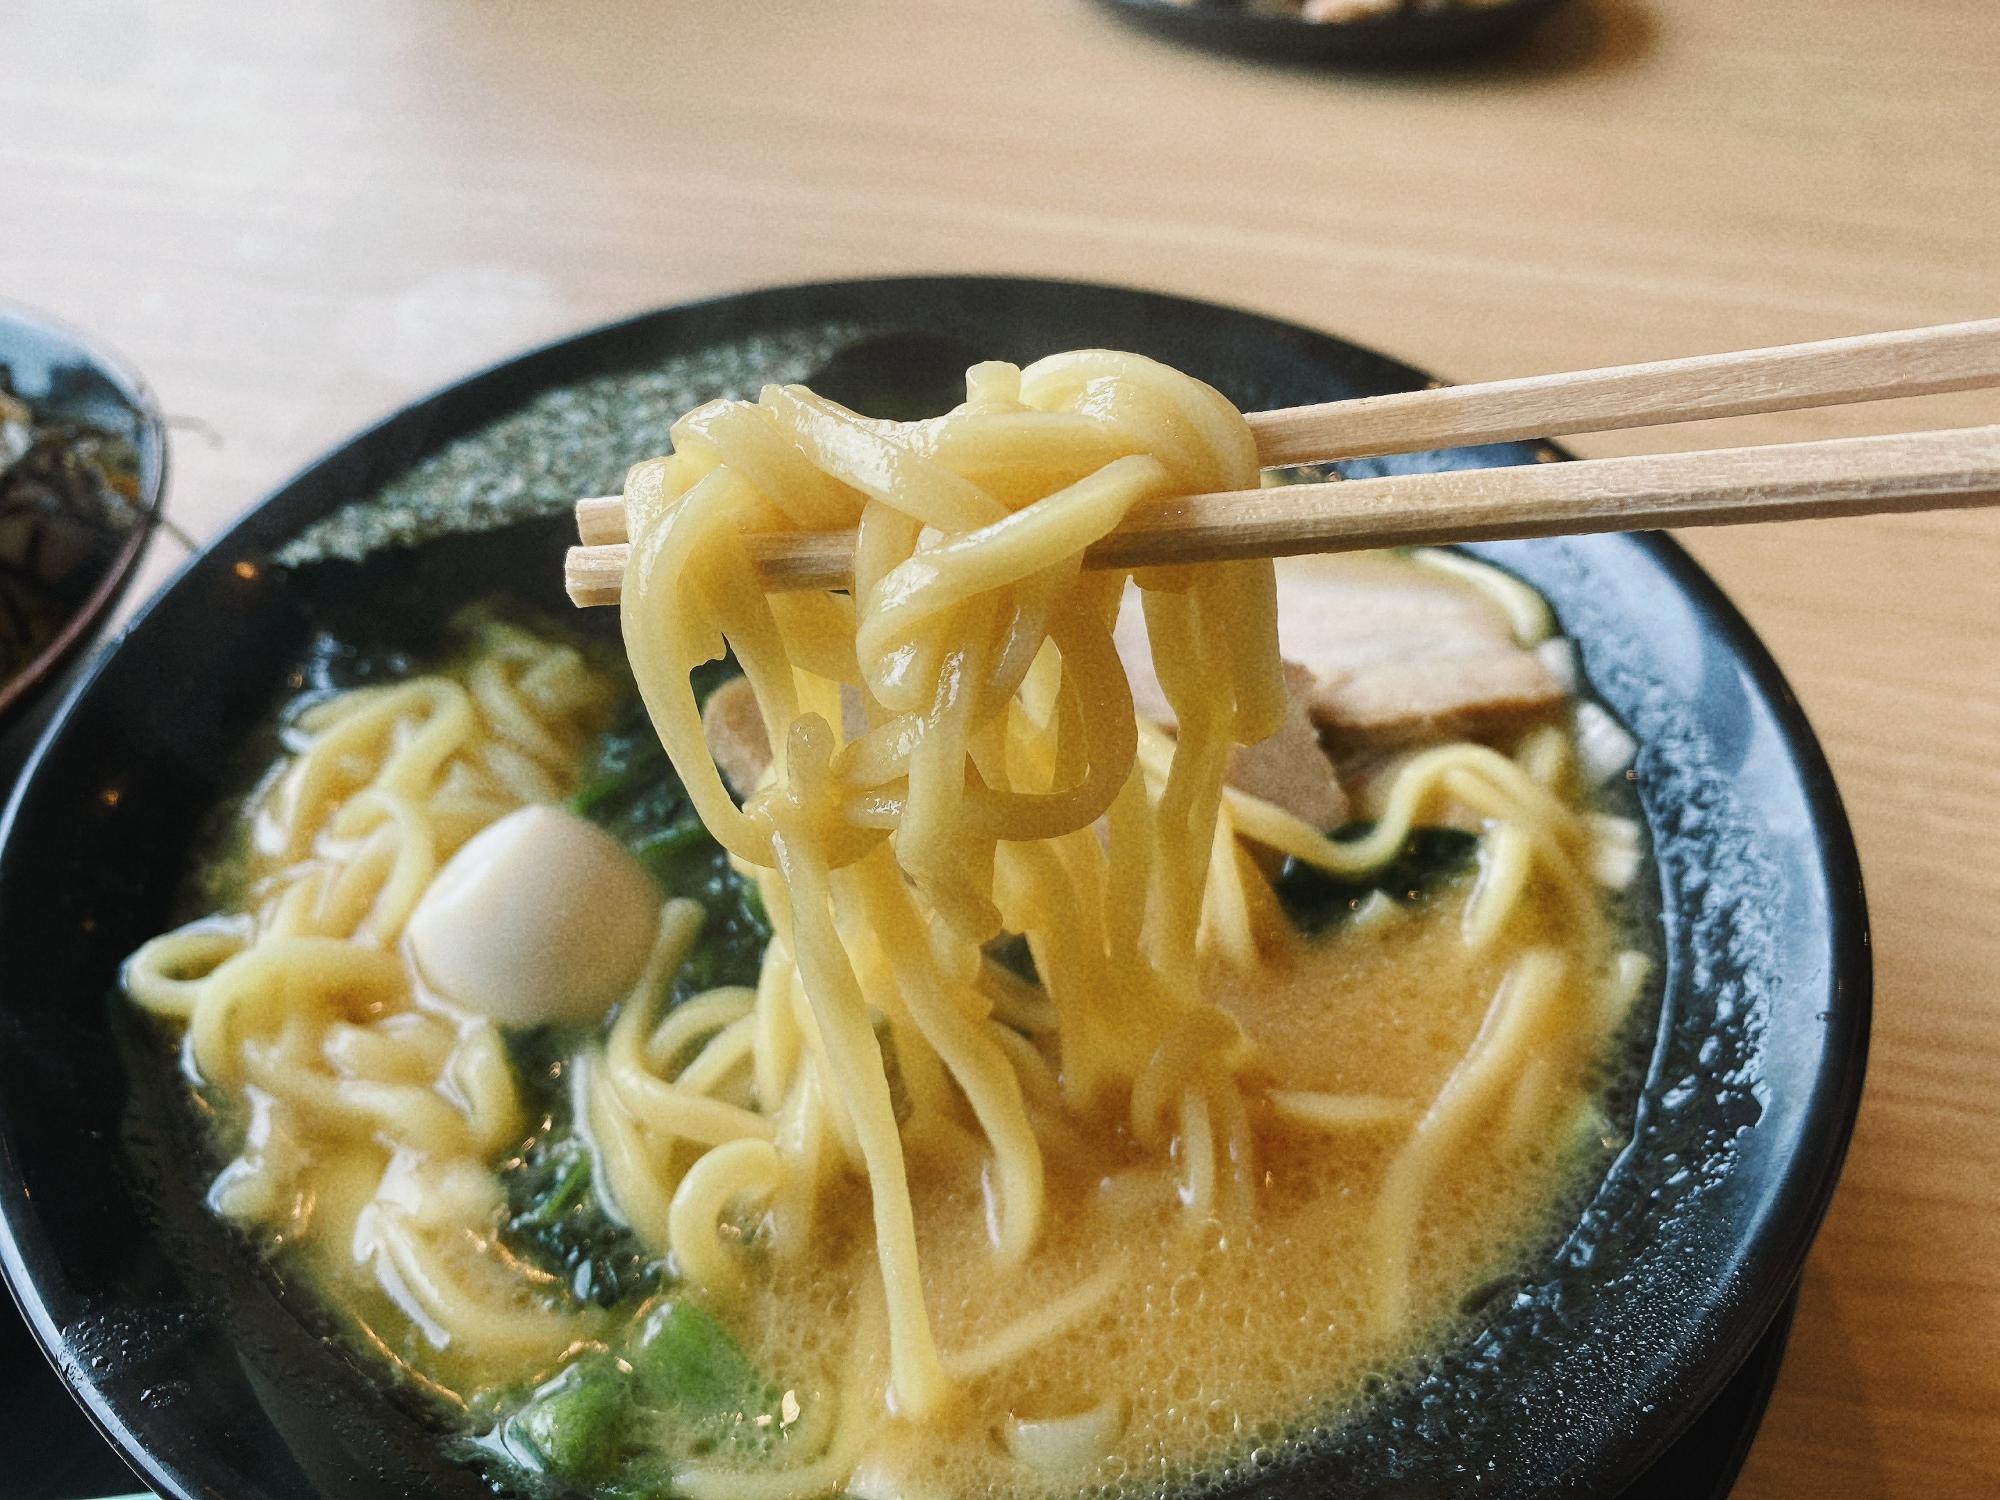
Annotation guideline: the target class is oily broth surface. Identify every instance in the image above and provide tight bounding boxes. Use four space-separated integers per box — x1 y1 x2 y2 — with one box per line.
151 560 1645 1497
205 883 1616 1496
718 897 1612 1500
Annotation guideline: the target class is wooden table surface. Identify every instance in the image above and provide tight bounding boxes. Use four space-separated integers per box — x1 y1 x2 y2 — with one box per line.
5 0 1997 1493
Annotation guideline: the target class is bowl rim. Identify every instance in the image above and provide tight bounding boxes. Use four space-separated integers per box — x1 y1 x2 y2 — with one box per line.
0 299 171 726
0 273 1871 1500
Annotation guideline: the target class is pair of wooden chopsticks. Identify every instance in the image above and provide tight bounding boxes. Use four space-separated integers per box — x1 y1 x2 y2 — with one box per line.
564 319 2000 606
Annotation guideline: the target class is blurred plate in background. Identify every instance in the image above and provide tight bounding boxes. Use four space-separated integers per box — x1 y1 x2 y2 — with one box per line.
1090 0 1568 65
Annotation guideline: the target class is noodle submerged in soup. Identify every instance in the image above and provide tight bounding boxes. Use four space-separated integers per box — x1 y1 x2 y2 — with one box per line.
126 353 1648 1500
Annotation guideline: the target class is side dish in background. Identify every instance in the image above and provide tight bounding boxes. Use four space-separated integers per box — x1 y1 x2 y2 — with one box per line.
123 352 1648 1500
0 369 145 688
1099 0 1565 64
1185 0 1518 19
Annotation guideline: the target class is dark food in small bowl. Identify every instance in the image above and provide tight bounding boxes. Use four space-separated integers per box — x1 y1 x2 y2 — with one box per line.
0 305 167 732
0 278 1867 1500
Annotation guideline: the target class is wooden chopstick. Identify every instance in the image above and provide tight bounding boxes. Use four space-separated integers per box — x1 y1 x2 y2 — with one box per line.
571 318 2000 552
1245 316 2000 466
565 424 2000 604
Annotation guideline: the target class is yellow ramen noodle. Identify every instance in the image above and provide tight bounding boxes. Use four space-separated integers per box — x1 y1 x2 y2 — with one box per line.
125 350 1646 1500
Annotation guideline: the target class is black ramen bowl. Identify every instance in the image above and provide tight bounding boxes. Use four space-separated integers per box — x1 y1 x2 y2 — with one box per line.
1091 0 1568 66
0 277 1868 1500
0 303 169 745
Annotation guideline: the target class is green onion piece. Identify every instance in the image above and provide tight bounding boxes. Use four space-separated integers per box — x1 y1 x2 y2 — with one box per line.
629 1300 770 1422
511 1364 631 1484
518 1153 592 1229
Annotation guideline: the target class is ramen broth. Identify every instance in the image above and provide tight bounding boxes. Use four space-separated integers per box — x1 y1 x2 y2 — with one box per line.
130 549 1645 1500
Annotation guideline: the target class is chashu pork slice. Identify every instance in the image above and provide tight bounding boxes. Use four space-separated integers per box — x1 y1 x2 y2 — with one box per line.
710 552 1554 835
1270 554 1564 748
1112 593 1349 832
1214 660 1350 831
699 678 872 800
1114 551 1565 824
702 675 774 800
704 634 1348 836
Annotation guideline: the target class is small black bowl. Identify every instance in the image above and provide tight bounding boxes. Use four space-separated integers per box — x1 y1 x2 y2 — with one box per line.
1092 0 1568 65
0 303 169 743
0 276 1867 1500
